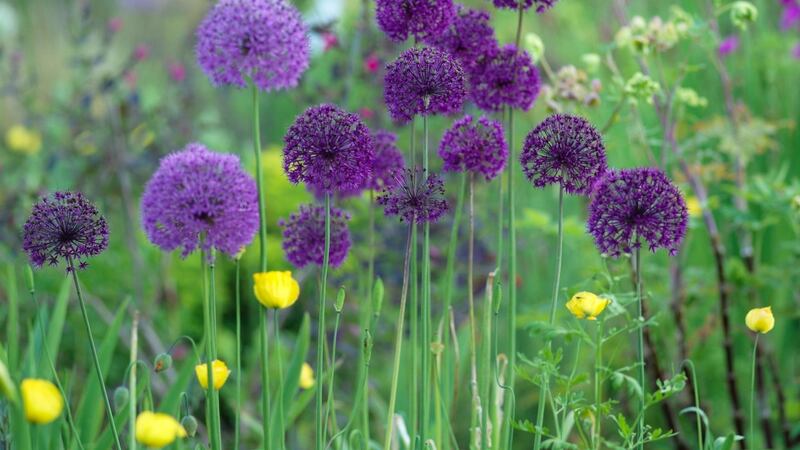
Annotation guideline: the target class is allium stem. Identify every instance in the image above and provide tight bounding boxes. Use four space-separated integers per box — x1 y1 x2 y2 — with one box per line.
594 320 603 450
361 189 376 442
634 244 645 450
203 251 222 450
273 309 286 450
323 300 343 444
129 310 139 450
421 113 432 443
749 334 760 450
260 309 271 447
67 258 123 450
235 258 242 450
467 173 480 449
316 193 332 450
409 118 420 441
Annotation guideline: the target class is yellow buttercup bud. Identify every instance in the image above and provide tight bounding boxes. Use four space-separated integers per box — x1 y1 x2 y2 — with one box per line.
566 292 610 321
21 379 63 424
195 360 231 390
253 271 300 309
5 125 42 155
135 411 187 448
299 362 315 390
745 307 774 334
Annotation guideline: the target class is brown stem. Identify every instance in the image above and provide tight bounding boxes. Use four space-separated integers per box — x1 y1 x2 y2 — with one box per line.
765 350 796 447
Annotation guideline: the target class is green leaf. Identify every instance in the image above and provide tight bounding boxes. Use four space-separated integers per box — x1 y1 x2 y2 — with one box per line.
269 313 311 447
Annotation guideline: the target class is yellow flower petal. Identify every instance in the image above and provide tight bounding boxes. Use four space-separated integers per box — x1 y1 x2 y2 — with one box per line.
299 362 315 390
195 360 231 390
253 271 300 309
135 411 187 448
745 306 774 334
565 292 609 321
21 379 63 424
5 125 42 155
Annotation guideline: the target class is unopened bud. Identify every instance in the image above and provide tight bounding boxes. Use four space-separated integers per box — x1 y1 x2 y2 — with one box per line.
181 415 199 437
154 353 173 373
113 386 129 409
334 286 346 313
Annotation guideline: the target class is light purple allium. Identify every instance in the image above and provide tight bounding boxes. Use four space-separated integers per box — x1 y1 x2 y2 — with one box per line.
424 5 498 71
377 167 448 223
469 44 541 112
369 131 407 190
279 204 351 268
196 0 310 91
520 114 607 195
384 46 467 123
141 143 259 258
376 0 455 42
492 0 558 13
439 115 508 180
718 35 740 57
587 168 688 257
23 192 109 270
284 104 375 195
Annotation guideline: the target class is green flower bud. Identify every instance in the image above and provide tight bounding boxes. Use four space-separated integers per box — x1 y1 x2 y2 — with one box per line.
372 278 384 319
334 286 346 313
154 353 173 373
731 1 757 30
113 386 130 409
523 33 545 64
181 415 199 437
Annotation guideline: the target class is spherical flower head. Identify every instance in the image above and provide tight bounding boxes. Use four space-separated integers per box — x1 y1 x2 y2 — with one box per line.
370 131 407 191
424 5 498 71
284 104 374 195
253 271 300 309
565 291 610 320
299 362 315 389
141 143 259 259
377 167 449 224
384 46 467 123
21 379 63 424
195 360 231 390
279 204 352 268
439 115 508 181
135 411 187 449
587 168 688 257
196 0 310 91
492 0 559 13
470 44 541 112
376 0 455 42
745 306 774 334
520 114 608 195
23 192 109 270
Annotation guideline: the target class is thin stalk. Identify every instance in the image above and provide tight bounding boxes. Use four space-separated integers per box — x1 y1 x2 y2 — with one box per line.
383 225 415 450
206 251 222 450
749 334 760 450
480 271 495 450
323 304 343 445
422 113 432 443
362 189 376 442
67 257 123 450
316 193 332 450
260 310 271 448
274 310 286 450
235 258 242 449
129 310 139 450
634 245 645 450
681 360 703 450
410 117 419 443
594 320 602 450
467 173 480 449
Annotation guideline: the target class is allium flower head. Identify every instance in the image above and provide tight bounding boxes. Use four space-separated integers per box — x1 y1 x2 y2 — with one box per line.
284 104 374 195
470 44 541 112
520 114 607 195
196 0 310 91
377 167 448 224
369 131 407 190
384 46 467 123
141 143 259 258
439 115 508 180
492 0 559 13
587 168 688 257
376 0 455 42
23 192 109 270
279 204 352 268
424 5 498 70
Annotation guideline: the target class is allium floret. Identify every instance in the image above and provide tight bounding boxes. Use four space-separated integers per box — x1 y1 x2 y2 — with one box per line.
279 204 352 268
424 5 498 71
376 0 456 42
377 167 449 224
469 44 541 112
439 115 508 181
492 0 559 13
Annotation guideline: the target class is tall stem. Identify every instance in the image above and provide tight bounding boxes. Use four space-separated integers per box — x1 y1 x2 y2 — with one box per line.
749 334 760 449
316 193 332 450
204 251 221 450
467 173 480 449
634 245 645 450
274 310 286 450
67 258 123 450
409 118 420 442
421 113 432 443
594 320 603 450
260 309 271 448
129 311 139 450
235 258 242 450
323 304 343 444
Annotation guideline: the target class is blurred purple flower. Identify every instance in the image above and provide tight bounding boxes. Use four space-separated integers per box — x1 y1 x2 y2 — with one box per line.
492 0 558 13
107 17 123 33
141 143 259 258
279 204 351 268
196 0 309 91
793 43 800 58
134 44 151 62
377 167 448 224
439 115 507 181
780 1 800 30
587 168 688 257
23 192 109 270
376 0 455 42
369 131 407 190
469 44 541 112
718 35 740 57
424 5 498 71
168 61 186 83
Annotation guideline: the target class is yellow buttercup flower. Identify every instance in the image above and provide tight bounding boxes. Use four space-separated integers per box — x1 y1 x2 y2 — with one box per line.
745 307 774 334
195 360 231 390
253 271 300 309
299 362 315 390
135 411 187 448
565 292 610 321
20 379 63 424
5 125 42 155
686 196 702 218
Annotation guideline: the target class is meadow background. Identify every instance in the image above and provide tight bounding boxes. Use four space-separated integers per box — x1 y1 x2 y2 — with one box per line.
0 0 799 449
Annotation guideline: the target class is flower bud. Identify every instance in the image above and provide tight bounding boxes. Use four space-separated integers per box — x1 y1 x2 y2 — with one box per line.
524 33 545 64
114 386 130 409
745 306 774 334
195 360 231 390
731 1 757 30
253 271 300 309
21 379 63 424
181 415 199 437
372 278 384 319
154 353 173 373
334 286 346 313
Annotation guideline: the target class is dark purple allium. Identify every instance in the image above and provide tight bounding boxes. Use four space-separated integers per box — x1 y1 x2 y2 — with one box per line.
23 192 109 270
780 1 800 30
424 5 498 71
377 167 448 224
439 115 508 180
376 0 455 42
520 114 607 195
369 131 407 190
587 168 688 257
196 0 310 91
492 0 558 13
141 143 259 258
279 204 351 268
384 46 467 123
283 104 375 195
469 44 541 112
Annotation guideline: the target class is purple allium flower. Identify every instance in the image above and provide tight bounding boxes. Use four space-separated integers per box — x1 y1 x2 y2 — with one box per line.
377 167 448 223
384 46 467 123
587 168 688 257
718 35 740 57
376 0 455 42
780 2 800 30
492 0 558 14
141 143 259 258
439 115 508 180
469 44 541 112
369 131 407 190
279 204 351 268
520 114 607 195
283 104 375 195
23 192 109 270
424 5 498 71
196 0 310 91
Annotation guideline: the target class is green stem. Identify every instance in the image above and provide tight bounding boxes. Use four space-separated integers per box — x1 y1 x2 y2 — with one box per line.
362 189 376 443
67 258 123 450
594 320 603 450
749 334 760 450
274 310 286 450
260 308 271 448
235 259 242 449
467 173 480 449
323 305 343 445
129 311 139 450
410 116 420 444
634 244 645 450
681 360 703 450
421 113 432 444
203 251 221 450
316 193 332 450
